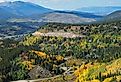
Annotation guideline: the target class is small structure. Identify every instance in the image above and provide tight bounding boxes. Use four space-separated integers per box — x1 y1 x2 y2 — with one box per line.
28 65 52 79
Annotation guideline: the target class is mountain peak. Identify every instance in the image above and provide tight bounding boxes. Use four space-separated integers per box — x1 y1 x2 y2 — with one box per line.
0 1 35 6
0 1 25 7
0 1 52 17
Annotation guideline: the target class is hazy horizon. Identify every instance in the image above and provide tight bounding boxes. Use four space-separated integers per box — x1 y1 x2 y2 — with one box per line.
0 0 121 10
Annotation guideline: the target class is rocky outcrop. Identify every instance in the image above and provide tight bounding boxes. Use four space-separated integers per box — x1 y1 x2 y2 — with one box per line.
28 65 52 79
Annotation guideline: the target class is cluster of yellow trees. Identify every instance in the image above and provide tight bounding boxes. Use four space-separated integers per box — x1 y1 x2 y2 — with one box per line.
20 35 41 46
74 58 121 82
31 50 64 61
21 60 35 70
18 50 65 72
31 50 49 58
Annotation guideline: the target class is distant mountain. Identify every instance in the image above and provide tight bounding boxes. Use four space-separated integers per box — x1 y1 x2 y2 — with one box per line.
77 6 121 16
53 11 103 19
41 12 96 24
100 10 121 22
0 8 17 20
0 1 107 24
0 1 52 19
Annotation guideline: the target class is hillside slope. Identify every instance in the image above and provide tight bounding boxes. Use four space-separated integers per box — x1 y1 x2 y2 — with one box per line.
103 10 121 21
98 10 121 23
41 12 96 24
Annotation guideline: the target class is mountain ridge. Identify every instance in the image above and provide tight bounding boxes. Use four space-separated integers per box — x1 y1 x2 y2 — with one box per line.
1 1 121 24
0 1 101 23
77 6 121 16
99 10 121 23
0 1 52 18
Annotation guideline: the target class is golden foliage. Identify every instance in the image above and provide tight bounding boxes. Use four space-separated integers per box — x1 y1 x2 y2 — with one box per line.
90 80 100 82
103 58 121 76
80 39 88 49
74 58 121 82
116 76 121 82
20 35 41 46
74 63 95 77
56 55 64 61
31 50 49 58
103 77 113 82
21 61 35 70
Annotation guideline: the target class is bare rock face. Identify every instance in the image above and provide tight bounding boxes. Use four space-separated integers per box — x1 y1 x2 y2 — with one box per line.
28 65 52 79
32 31 85 38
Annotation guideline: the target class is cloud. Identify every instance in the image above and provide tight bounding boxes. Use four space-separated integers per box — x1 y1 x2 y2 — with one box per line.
0 0 6 2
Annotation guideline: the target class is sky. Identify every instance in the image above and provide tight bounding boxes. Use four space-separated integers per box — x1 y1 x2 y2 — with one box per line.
1 0 121 10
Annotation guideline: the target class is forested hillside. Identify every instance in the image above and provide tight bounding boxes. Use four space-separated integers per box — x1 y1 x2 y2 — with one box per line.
0 21 121 82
